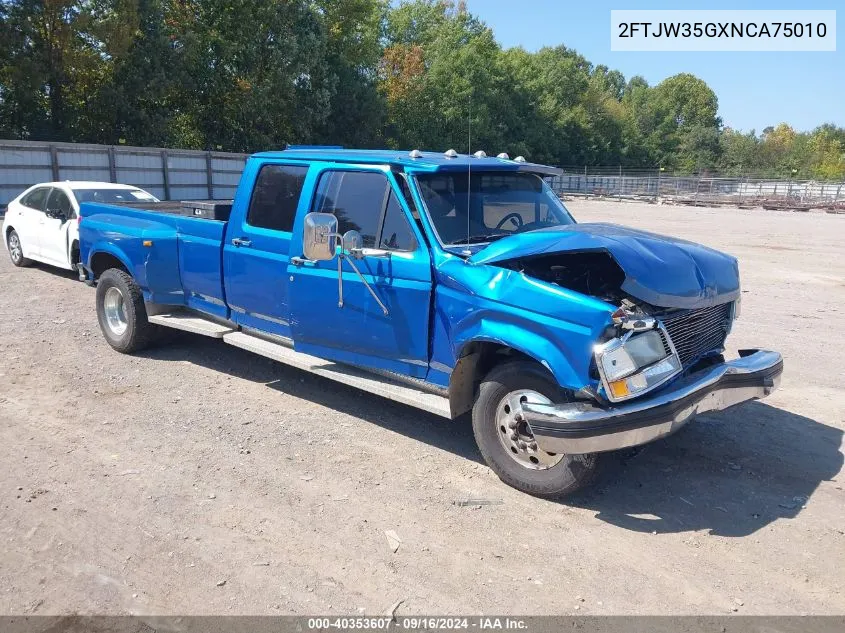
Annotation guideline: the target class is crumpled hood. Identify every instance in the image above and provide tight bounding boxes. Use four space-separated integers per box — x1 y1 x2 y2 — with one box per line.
468 223 740 309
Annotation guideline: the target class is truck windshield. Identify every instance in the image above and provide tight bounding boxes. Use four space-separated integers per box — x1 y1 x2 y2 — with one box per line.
415 172 574 246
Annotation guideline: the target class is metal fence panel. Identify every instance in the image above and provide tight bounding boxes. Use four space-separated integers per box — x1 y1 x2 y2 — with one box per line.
550 168 845 210
0 140 249 207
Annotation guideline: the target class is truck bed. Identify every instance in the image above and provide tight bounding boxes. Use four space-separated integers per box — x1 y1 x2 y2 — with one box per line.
79 200 230 317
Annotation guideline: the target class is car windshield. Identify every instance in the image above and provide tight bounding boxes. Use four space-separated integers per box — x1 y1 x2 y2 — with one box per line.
415 172 574 246
72 188 159 204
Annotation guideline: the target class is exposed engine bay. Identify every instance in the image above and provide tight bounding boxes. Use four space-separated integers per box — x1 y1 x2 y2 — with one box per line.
499 251 632 306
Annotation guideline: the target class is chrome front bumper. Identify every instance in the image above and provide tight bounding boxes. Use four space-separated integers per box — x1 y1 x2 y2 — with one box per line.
524 349 783 455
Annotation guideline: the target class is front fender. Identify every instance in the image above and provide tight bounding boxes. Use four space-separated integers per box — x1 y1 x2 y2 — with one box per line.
452 317 587 390
430 258 614 392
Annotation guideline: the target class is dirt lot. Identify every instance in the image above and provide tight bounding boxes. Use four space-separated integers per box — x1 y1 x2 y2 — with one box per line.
1 200 843 616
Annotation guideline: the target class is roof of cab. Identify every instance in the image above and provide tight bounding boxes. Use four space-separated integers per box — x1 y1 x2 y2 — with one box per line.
250 148 562 176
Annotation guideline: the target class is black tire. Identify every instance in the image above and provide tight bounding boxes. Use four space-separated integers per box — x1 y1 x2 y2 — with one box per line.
6 229 32 267
472 360 599 499
96 268 159 353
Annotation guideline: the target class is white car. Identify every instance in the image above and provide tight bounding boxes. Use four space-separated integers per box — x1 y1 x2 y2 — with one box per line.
2 181 159 275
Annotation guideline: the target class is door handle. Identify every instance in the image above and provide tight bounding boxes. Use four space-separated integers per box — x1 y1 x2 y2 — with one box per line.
290 256 317 266
231 237 252 247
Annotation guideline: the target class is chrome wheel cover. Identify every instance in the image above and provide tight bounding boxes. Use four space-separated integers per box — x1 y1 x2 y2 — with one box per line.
8 233 22 263
103 286 128 336
495 389 564 470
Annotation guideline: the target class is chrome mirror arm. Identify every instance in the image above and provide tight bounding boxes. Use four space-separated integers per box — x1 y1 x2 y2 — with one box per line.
324 232 388 316
342 255 389 316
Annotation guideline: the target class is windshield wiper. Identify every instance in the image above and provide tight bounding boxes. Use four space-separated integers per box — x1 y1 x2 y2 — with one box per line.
448 233 509 245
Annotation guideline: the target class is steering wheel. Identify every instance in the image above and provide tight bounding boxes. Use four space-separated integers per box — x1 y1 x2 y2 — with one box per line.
495 212 524 231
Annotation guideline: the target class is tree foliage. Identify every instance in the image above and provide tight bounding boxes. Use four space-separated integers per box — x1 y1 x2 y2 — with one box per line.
1 0 842 179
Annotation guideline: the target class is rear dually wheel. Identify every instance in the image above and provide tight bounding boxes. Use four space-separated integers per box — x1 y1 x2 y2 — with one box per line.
95 268 160 353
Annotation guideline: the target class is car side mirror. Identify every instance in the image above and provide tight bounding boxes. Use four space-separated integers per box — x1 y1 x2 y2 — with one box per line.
303 212 338 261
46 209 67 221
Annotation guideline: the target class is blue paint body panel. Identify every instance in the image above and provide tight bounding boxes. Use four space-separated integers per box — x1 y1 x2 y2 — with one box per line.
78 148 741 410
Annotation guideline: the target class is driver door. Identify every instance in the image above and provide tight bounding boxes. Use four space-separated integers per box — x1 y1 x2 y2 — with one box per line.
288 165 432 378
40 187 73 266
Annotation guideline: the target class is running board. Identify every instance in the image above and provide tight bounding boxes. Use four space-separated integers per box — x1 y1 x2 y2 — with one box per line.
149 312 235 338
223 331 451 418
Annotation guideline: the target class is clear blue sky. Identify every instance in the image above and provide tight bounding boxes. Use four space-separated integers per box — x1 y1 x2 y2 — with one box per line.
464 0 843 133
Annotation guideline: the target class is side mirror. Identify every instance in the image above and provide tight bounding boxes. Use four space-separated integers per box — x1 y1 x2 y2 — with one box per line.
303 212 338 261
342 230 363 252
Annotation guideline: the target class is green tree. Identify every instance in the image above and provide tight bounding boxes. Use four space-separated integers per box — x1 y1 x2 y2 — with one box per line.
164 0 332 151
311 0 388 147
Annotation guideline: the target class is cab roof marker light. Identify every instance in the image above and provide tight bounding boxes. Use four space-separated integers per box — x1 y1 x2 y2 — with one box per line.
514 155 527 163
473 150 487 159
496 152 510 159
444 149 458 159
409 149 423 159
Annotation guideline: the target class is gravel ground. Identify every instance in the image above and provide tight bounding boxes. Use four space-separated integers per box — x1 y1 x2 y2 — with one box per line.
0 200 843 616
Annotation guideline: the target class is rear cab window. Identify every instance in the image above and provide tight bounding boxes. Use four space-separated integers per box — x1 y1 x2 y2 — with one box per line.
311 169 416 252
247 164 309 232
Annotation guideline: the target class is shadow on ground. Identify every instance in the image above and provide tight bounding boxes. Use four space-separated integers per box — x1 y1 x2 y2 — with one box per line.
138 332 482 464
139 332 842 537
568 401 843 536
27 261 81 281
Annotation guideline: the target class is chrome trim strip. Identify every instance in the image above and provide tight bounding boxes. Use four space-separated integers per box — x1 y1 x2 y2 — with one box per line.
192 292 226 307
525 350 782 455
251 311 290 327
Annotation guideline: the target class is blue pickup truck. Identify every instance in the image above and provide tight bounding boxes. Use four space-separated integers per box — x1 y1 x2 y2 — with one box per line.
78 147 783 498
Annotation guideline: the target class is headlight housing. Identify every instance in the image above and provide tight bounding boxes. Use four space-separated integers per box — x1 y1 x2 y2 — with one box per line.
595 326 682 402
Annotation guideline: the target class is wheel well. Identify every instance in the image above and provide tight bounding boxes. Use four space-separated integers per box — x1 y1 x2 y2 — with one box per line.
449 342 538 418
90 252 129 278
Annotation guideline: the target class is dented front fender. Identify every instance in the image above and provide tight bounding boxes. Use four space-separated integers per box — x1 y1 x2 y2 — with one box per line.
427 255 615 393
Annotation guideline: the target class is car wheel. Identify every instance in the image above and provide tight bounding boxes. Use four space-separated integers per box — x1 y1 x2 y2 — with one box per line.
96 268 160 353
6 230 32 267
472 360 599 499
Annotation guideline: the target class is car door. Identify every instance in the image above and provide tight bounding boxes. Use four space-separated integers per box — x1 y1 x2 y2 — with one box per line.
223 161 310 339
13 186 51 258
40 187 74 267
288 165 432 379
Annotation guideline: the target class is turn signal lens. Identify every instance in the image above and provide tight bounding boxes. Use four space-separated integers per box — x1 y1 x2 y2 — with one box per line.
608 380 630 399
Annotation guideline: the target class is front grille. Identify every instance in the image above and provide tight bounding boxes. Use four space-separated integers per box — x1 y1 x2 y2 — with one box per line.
659 302 733 368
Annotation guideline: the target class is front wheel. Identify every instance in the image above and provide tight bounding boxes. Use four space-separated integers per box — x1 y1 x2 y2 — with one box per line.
96 268 159 353
472 360 599 499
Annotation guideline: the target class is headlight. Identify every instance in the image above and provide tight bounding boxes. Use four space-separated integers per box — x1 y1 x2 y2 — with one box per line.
595 327 682 402
599 344 638 382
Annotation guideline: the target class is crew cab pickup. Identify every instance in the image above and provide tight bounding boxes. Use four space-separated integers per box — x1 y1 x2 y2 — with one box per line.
79 148 783 498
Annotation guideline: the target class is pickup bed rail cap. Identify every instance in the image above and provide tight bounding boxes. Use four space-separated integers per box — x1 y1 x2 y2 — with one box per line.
251 148 563 176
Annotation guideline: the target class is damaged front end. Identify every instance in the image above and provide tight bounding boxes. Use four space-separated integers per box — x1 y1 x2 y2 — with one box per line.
461 223 781 454
471 223 747 403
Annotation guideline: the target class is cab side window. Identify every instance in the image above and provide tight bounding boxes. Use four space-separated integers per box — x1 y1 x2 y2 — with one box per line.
247 164 308 232
312 171 388 248
21 187 48 211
